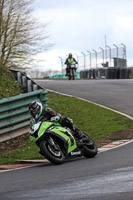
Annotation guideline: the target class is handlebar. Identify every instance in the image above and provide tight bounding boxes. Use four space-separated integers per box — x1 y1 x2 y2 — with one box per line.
67 63 77 68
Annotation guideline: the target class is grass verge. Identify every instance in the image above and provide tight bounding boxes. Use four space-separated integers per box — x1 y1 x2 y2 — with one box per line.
0 68 24 99
0 93 133 164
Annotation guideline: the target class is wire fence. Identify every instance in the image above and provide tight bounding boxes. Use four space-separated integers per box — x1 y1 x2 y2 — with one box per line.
60 45 126 72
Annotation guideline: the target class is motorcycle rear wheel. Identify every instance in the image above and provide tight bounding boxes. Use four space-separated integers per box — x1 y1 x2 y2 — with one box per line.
39 140 65 165
83 136 97 158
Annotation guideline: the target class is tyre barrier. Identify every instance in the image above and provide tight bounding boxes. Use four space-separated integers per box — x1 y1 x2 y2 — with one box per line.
80 67 133 79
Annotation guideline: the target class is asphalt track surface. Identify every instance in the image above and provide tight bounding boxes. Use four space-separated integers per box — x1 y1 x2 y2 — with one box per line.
36 79 133 117
1 79 133 200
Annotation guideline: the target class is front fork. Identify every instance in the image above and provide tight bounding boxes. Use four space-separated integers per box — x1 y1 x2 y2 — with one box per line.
48 136 59 150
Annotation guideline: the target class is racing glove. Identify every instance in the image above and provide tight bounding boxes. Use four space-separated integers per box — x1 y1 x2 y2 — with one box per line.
50 116 60 122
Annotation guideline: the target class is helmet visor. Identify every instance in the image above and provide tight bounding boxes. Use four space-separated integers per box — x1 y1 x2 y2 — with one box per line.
30 108 39 117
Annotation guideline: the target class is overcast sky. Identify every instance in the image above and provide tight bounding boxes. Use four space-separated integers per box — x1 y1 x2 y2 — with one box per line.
33 0 133 71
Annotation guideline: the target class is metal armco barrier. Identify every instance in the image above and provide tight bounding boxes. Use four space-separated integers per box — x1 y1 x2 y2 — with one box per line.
0 89 48 142
11 69 43 92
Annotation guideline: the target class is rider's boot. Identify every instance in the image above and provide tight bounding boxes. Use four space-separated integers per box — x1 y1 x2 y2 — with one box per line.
74 127 88 142
74 127 84 139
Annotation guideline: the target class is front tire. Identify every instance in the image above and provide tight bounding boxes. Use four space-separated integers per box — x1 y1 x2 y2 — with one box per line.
68 72 71 80
83 135 97 158
72 69 75 80
39 140 65 165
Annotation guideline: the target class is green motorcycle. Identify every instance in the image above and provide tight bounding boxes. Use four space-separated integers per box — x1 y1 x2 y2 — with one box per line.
29 119 97 165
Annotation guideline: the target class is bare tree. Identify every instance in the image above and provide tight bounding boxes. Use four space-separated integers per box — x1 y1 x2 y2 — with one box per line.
0 0 53 69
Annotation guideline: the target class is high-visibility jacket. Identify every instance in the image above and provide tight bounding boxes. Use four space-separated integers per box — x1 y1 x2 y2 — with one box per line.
68 58 74 64
65 57 78 65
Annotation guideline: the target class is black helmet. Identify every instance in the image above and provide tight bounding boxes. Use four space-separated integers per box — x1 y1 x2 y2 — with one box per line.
29 101 42 119
69 53 72 58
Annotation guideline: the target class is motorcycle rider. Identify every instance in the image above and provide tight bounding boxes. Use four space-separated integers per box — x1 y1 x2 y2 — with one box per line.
64 53 78 76
29 100 84 140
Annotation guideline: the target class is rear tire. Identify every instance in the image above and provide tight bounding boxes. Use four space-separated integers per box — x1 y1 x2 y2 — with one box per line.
39 140 65 165
83 135 97 158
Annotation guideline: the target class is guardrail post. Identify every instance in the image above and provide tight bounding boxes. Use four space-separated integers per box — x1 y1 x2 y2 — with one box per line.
17 72 22 84
11 69 44 92
27 80 32 92
33 84 38 91
22 76 27 88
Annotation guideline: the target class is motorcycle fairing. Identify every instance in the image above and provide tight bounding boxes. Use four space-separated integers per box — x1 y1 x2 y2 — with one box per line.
29 121 77 153
29 121 54 142
51 126 77 153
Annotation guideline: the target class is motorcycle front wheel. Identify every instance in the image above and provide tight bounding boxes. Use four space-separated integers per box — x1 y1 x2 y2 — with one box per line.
72 69 75 80
83 135 97 158
39 140 65 165
68 73 71 80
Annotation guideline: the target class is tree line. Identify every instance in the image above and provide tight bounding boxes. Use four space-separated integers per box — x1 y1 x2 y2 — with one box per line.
25 69 61 79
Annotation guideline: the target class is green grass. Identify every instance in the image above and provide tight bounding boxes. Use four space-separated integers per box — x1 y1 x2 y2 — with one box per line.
47 94 133 140
0 143 42 165
1 93 133 165
0 68 24 99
